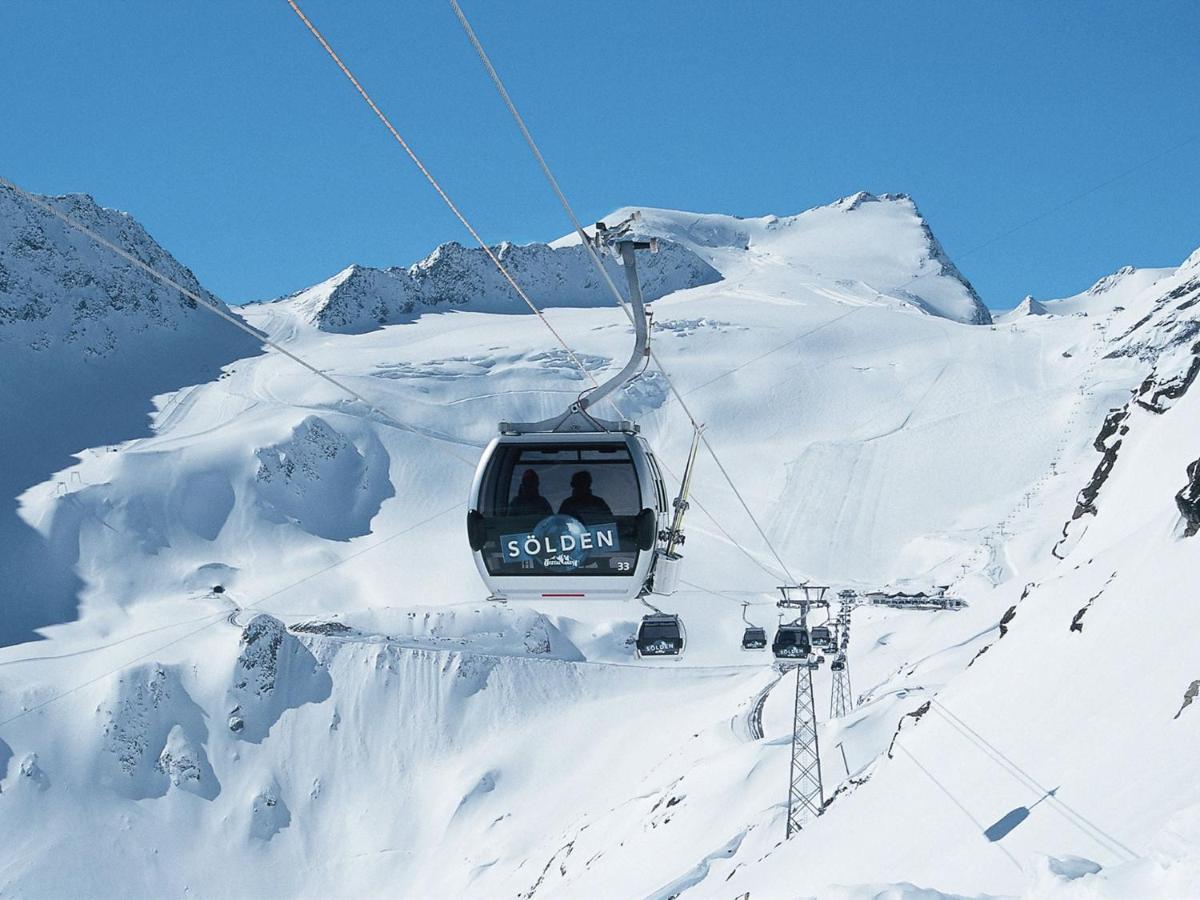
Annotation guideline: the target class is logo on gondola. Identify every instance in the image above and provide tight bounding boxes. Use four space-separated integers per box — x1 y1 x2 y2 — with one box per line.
500 515 617 569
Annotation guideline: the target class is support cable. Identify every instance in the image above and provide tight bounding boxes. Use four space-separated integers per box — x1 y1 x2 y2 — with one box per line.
447 0 798 583
0 177 479 470
928 699 1139 861
0 502 461 727
289 0 796 587
894 743 1023 873
285 0 599 398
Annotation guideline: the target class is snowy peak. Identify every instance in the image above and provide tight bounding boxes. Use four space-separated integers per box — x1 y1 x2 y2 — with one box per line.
1087 265 1139 296
276 238 721 335
998 295 1052 321
1180 245 1200 276
281 192 991 333
0 184 256 358
575 193 992 325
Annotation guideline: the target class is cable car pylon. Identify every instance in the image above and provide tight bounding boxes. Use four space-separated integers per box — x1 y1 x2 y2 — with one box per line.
786 655 824 837
777 585 826 837
830 591 855 718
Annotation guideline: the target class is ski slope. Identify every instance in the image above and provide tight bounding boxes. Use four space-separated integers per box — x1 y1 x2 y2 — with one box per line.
2 186 1198 898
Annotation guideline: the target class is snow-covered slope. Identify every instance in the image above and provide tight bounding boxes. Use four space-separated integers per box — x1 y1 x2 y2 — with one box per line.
555 192 993 325
2 185 1198 899
0 184 262 646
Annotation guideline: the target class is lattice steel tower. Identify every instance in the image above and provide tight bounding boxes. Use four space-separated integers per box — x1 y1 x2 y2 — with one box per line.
786 661 824 836
830 591 855 718
778 584 827 838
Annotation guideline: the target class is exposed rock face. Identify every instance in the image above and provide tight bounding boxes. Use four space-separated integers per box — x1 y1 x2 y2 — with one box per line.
1177 458 1200 537
99 663 216 799
227 614 332 743
1136 354 1200 414
282 238 722 335
1176 680 1200 718
0 184 258 357
910 204 992 326
1056 252 1200 552
1087 265 1138 296
253 416 394 541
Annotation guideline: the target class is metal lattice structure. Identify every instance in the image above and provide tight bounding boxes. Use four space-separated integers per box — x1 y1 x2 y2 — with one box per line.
785 662 824 837
830 592 855 718
830 661 852 718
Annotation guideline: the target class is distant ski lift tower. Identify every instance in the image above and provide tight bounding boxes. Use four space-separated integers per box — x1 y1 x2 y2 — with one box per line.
830 592 854 718
778 585 826 837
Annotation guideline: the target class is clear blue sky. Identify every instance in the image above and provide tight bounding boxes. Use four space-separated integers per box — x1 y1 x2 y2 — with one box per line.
2 1 1196 308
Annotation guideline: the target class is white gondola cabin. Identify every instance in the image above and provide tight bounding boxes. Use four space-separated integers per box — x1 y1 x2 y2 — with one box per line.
467 430 669 602
466 224 692 611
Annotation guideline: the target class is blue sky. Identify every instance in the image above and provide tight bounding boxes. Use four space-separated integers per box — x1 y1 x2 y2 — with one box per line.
2 1 1196 308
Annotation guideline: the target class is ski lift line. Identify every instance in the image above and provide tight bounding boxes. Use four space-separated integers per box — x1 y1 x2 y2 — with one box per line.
699 430 798 583
0 501 461 727
0 609 231 669
893 743 1024 873
447 1 801 586
447 0 633 325
685 492 788 584
929 706 1136 863
928 700 1139 861
283 0 601 405
0 176 478 472
677 578 759 607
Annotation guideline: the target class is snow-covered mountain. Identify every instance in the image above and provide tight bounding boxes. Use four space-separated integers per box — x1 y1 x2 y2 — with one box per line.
554 192 993 326
274 237 721 334
0 184 262 646
1 184 1197 899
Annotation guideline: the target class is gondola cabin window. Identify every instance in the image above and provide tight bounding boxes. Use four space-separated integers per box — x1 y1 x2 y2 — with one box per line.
479 443 643 576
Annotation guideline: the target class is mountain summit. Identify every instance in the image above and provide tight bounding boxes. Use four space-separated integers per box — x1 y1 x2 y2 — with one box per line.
276 192 990 333
559 192 992 325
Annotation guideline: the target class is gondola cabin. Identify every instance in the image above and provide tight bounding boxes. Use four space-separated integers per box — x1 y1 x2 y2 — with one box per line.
809 625 833 649
636 613 685 657
772 624 811 660
468 431 668 602
741 626 767 650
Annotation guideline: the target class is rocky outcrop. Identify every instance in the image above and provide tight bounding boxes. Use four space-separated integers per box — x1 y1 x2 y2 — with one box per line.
1136 352 1200 414
0 184 260 358
1177 458 1200 537
254 416 394 541
99 663 216 799
282 237 722 335
227 614 332 743
1175 680 1200 719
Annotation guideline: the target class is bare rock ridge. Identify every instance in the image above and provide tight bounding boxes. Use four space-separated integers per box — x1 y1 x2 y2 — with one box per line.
0 184 259 356
1054 251 1200 554
1178 457 1200 537
280 238 722 335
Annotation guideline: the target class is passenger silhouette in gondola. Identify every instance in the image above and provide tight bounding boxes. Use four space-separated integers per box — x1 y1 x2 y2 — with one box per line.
557 470 612 523
508 469 552 517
